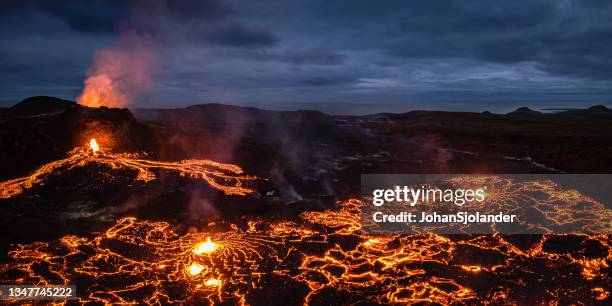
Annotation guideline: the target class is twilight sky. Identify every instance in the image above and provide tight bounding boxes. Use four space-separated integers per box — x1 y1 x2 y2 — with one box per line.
1 0 612 113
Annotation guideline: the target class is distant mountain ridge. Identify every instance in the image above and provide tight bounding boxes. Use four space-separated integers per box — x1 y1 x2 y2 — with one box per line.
132 103 332 126
1 96 612 178
507 107 542 115
4 96 611 119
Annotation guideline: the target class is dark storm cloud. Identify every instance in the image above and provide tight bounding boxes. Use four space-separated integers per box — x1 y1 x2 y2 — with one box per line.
1 0 612 110
207 23 278 48
2 0 241 41
163 0 233 20
302 76 356 87
378 0 612 81
2 0 131 33
257 49 347 65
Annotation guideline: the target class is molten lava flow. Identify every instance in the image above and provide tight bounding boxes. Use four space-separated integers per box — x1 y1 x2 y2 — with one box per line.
205 279 222 287
188 263 205 276
0 198 610 304
0 141 257 199
89 138 99 155
193 238 218 255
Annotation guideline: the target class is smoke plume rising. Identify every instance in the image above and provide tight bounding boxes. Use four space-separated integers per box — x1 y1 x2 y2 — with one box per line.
78 31 158 108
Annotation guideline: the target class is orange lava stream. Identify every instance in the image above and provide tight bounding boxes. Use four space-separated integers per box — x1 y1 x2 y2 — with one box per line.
0 199 610 305
0 140 257 199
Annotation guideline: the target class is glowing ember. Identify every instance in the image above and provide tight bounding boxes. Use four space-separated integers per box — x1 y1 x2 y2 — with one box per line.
205 279 221 287
593 287 611 301
89 138 100 154
0 143 258 199
188 263 205 276
193 237 218 255
461 265 482 273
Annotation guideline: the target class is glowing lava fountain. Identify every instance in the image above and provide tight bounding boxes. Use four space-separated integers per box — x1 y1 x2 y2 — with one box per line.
0 139 258 199
89 138 100 155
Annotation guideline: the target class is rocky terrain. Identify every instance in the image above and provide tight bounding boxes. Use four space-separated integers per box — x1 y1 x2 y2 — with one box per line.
0 96 610 304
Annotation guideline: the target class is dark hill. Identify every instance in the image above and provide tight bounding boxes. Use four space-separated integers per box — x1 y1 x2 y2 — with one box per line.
132 103 332 125
0 97 152 179
554 105 612 119
8 96 75 116
587 105 610 112
507 107 542 115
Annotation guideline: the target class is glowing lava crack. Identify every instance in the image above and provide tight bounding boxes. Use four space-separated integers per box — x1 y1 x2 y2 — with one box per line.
1 145 611 304
0 199 610 305
0 139 257 199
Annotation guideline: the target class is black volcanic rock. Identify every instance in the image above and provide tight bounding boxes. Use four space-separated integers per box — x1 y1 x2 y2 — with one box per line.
507 107 542 115
8 96 76 116
131 101 612 175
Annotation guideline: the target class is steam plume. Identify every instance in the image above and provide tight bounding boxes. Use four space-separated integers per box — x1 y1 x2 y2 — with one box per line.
78 31 158 108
